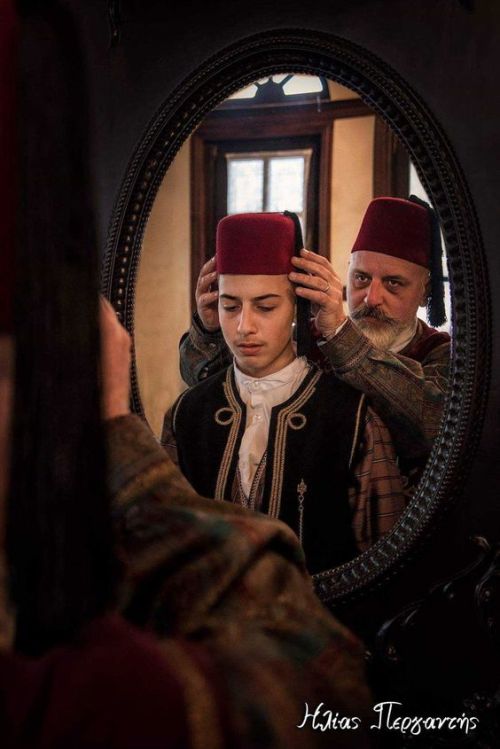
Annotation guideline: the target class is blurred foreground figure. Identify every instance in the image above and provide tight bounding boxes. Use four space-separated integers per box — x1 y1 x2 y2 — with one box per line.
0 2 371 747
1 312 371 748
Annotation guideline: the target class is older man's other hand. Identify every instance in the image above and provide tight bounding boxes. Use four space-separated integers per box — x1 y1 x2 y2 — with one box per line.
289 249 347 339
196 256 220 332
99 297 132 420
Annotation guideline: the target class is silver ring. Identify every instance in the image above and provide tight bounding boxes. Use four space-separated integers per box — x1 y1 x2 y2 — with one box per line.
323 282 330 293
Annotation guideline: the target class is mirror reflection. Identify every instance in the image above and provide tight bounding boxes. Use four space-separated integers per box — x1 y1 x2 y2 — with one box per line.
134 74 451 574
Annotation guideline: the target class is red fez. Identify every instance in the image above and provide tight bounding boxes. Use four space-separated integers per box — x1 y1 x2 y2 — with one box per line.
352 197 432 269
216 213 296 274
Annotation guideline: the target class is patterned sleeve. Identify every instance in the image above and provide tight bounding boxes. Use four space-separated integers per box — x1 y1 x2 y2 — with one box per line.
104 413 372 747
179 312 232 386
321 317 450 458
349 407 407 552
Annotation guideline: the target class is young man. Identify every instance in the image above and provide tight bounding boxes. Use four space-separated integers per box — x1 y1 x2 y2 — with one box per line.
162 212 405 573
180 198 450 464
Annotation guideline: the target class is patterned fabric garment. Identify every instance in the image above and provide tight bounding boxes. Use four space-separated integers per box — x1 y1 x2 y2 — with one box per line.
1 415 371 747
105 414 373 749
320 317 450 459
1 610 371 749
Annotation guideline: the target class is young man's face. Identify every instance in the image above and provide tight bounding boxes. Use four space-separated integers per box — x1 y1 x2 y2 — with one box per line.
347 250 429 348
218 274 296 378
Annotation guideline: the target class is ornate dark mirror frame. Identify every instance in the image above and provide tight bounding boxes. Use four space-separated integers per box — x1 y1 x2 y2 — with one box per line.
102 29 490 606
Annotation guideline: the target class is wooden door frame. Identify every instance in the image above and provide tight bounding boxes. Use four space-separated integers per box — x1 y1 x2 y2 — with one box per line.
373 117 410 198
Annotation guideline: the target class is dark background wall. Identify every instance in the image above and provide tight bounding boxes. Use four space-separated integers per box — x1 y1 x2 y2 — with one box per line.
68 0 500 721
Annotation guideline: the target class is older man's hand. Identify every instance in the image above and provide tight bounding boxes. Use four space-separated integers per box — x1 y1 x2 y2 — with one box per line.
289 249 347 339
196 256 220 332
99 297 132 420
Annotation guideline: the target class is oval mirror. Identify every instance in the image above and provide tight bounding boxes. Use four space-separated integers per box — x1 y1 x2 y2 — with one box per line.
102 30 488 606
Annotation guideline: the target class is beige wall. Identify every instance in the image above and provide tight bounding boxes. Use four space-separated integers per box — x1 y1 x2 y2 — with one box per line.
330 116 375 283
135 141 191 436
327 80 360 101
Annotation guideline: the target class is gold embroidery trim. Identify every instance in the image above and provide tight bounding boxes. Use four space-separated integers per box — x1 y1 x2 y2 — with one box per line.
297 478 307 544
215 407 234 426
214 368 242 502
268 370 322 519
235 452 267 511
287 412 307 430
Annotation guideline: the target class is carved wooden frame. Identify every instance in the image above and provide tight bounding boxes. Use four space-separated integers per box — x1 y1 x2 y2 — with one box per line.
102 29 490 606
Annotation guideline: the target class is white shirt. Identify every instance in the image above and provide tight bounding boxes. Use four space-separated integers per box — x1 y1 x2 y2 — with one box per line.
234 356 310 497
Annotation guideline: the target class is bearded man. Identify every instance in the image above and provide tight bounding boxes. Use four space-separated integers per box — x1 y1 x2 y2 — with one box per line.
179 197 450 465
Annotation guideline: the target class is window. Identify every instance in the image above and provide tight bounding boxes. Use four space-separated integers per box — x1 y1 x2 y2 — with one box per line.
190 76 378 305
226 74 329 106
226 149 311 235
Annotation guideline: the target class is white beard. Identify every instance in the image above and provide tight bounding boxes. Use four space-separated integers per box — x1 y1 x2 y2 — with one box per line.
352 317 415 351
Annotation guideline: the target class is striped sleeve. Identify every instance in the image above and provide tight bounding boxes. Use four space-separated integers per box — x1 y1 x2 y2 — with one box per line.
349 407 407 552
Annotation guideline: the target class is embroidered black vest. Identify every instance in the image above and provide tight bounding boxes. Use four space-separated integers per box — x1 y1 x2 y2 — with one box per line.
171 364 365 574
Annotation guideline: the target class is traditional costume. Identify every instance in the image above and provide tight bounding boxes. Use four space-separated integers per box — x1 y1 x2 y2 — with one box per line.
179 198 451 464
322 196 450 461
164 213 405 572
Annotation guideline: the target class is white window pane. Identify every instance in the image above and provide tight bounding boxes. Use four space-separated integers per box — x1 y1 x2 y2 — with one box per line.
424 280 452 334
409 161 430 203
443 281 452 334
228 75 323 100
282 75 323 95
268 157 305 212
227 160 264 213
228 83 258 100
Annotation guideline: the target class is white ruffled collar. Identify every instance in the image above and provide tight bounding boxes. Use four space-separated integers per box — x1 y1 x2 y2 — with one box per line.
234 356 309 393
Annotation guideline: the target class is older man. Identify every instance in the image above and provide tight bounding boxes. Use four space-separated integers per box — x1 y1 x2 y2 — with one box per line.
179 197 450 465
